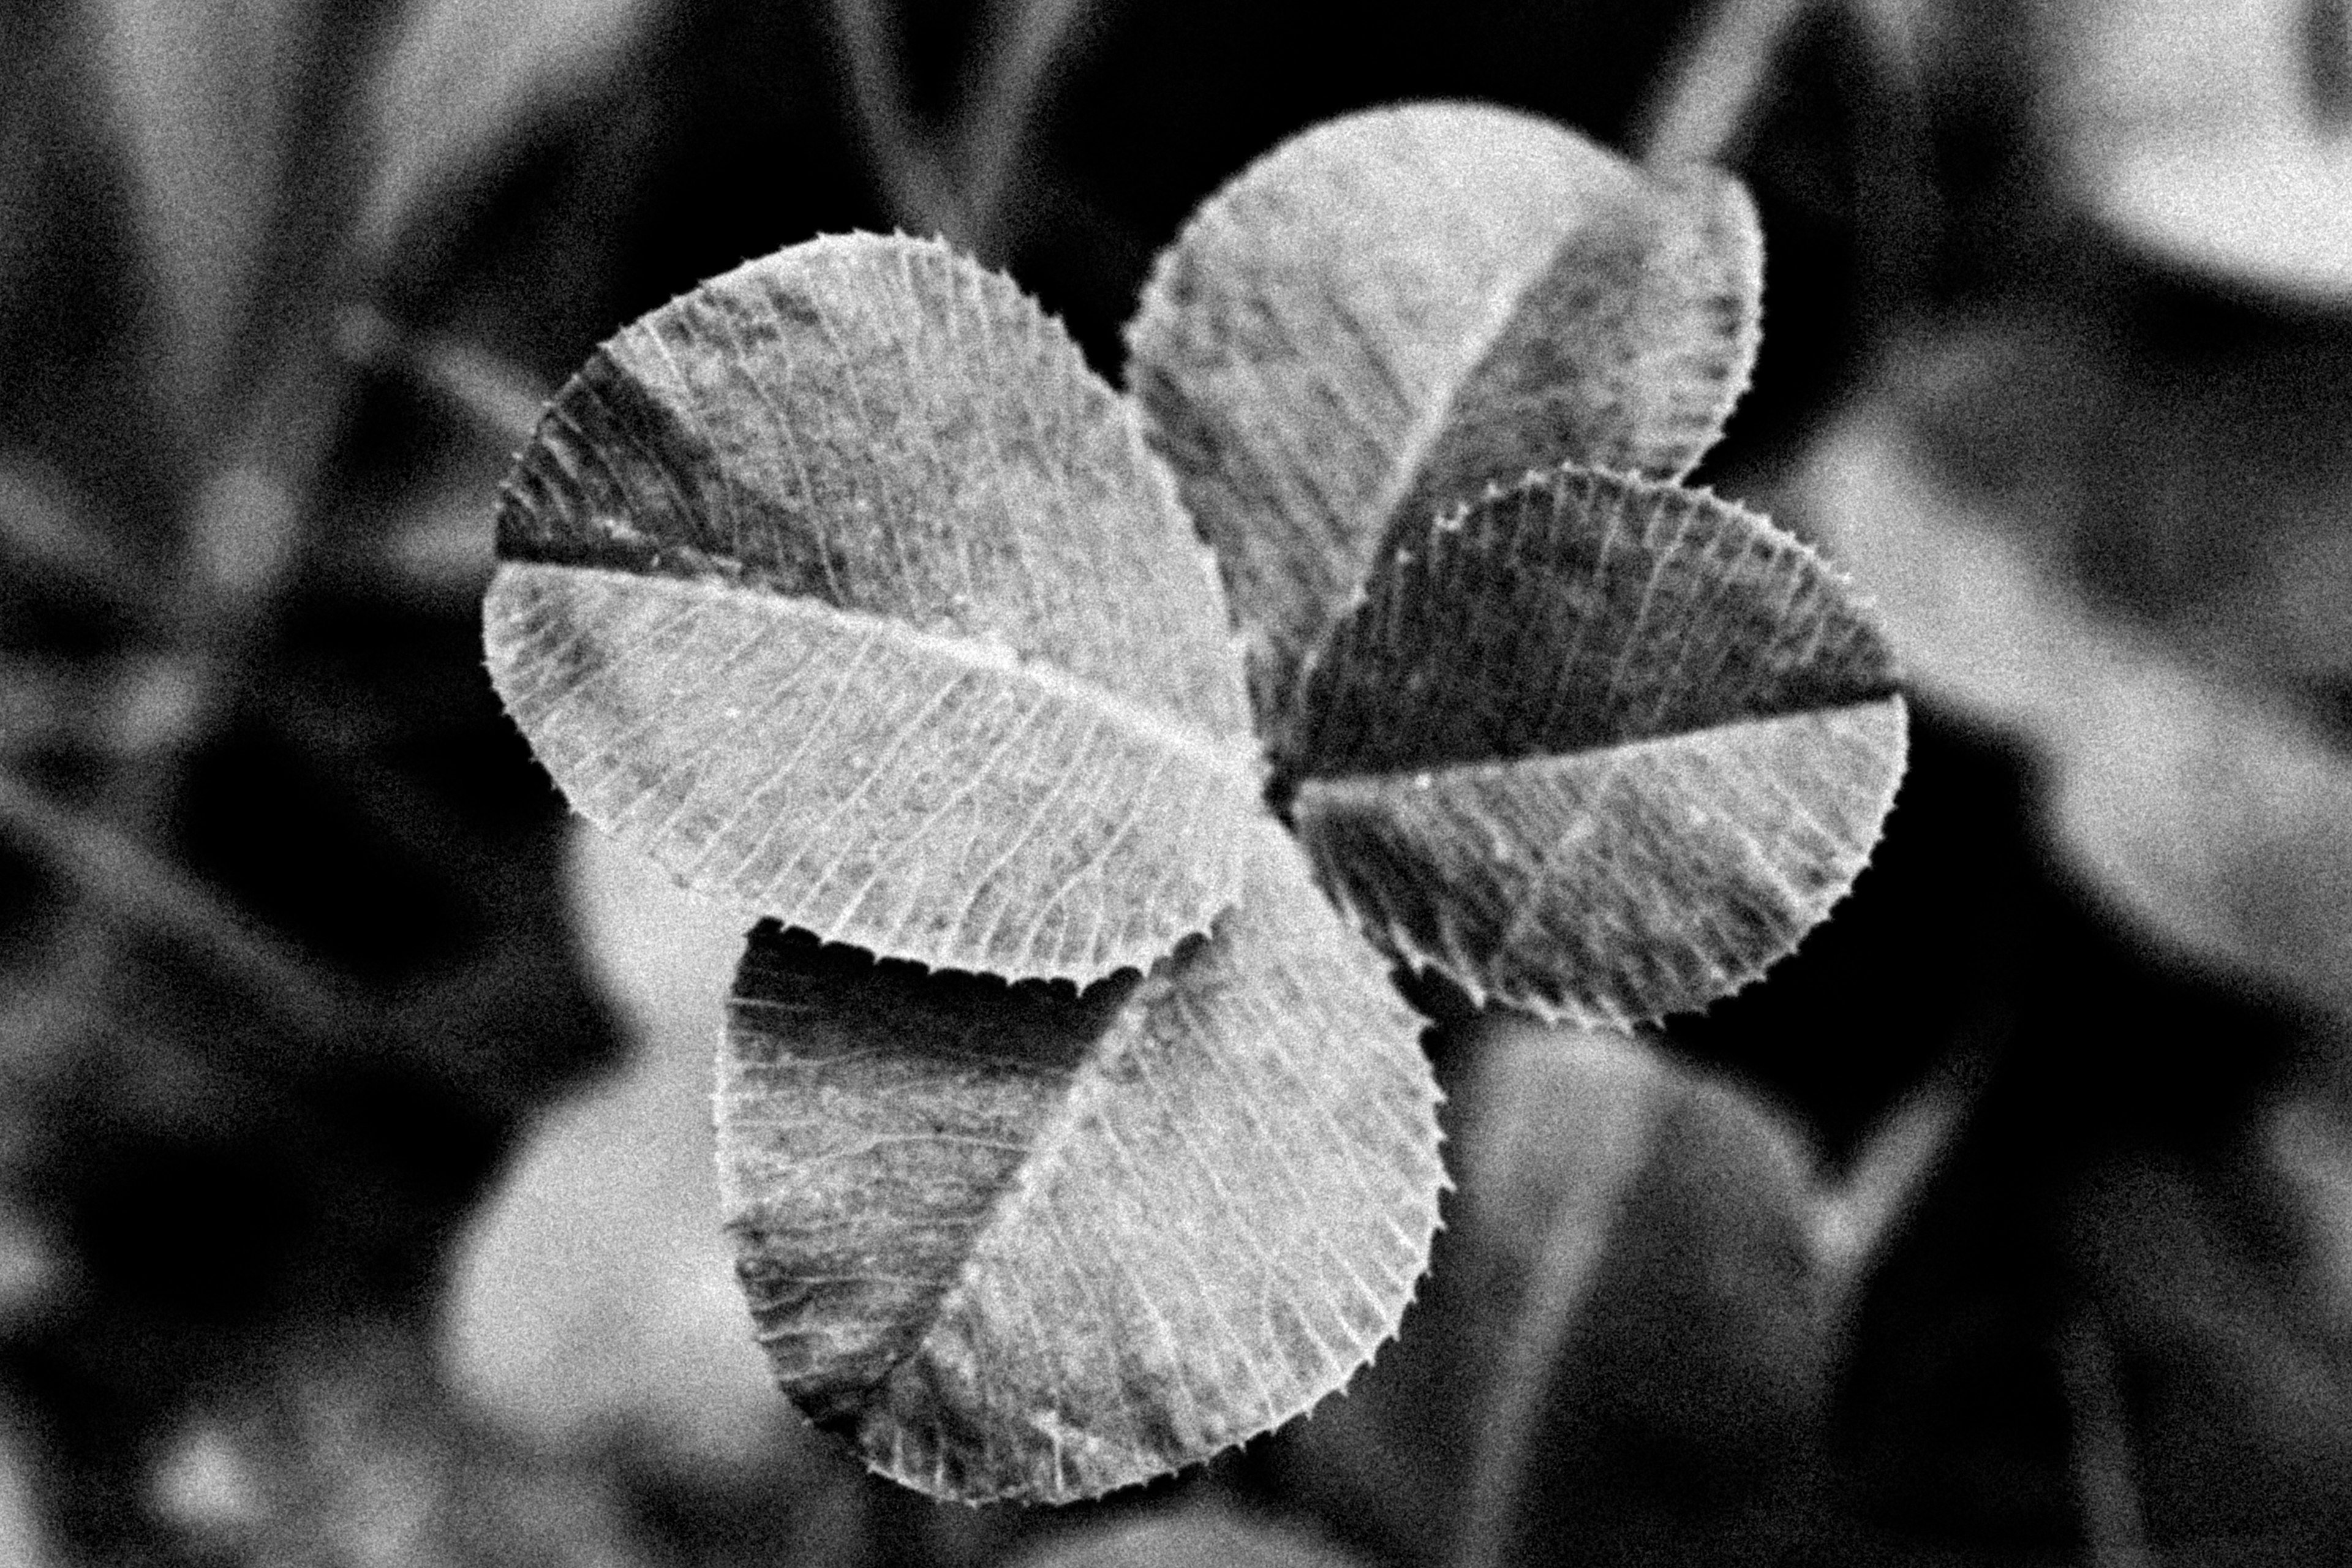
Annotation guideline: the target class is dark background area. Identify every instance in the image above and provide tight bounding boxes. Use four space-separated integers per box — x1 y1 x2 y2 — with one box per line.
4 0 2351 1562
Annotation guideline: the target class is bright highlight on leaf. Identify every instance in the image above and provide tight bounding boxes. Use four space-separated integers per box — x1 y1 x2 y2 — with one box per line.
716 819 1442 1502
1281 469 1905 1027
1128 102 1763 731
486 233 1257 982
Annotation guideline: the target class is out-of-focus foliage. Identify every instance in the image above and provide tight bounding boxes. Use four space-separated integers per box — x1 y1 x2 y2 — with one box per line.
2049 0 2352 301
1277 1018 1831 1568
442 827 778 1462
1785 2 2352 1562
0 0 870 1558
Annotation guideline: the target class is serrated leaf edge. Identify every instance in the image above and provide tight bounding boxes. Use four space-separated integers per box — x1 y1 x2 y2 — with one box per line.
1651 168 1766 484
1281 460 1905 783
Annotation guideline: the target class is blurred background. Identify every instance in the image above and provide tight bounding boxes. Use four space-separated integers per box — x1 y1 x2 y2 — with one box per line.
4 0 2352 1562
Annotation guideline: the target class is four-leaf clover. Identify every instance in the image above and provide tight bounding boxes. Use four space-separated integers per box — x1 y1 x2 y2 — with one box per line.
482 102 1905 1502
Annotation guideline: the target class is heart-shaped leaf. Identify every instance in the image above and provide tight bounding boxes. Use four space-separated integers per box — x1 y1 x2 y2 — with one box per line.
1280 466 1905 1026
717 816 1443 1502
485 233 1258 982
1127 102 1762 729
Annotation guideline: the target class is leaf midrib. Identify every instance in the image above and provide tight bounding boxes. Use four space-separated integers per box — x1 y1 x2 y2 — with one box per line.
1352 219 1572 578
513 560 1266 785
1292 692 1906 794
880 992 1142 1504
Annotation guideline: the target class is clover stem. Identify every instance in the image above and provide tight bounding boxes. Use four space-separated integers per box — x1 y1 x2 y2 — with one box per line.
2062 1306 2156 1568
826 0 970 241
1634 0 1817 169
954 0 1101 258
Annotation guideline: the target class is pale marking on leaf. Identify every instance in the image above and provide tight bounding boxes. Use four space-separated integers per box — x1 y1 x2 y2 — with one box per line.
510 587 698 733
852 687 1041 941
923 973 1281 1458
787 663 982 910
491 563 1253 979
624 617 831 846
1125 993 1363 1365
846 574 1265 771
1487 746 1634 962
715 638 913 905
687 622 885 891
1002 714 1136 963
488 617 584 715
1087 1080 1306 1431
937 704 1068 952
1172 976 1415 1311
1029 1105 1232 1460
1355 232 1569 583
960 710 1106 959
1019 737 1180 965
581 605 780 818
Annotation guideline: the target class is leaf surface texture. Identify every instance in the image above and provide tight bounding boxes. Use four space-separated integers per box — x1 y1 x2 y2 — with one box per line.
1285 467 1905 1025
1810 383 2352 1008
716 818 1444 1502
1128 102 1762 728
486 233 1256 981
